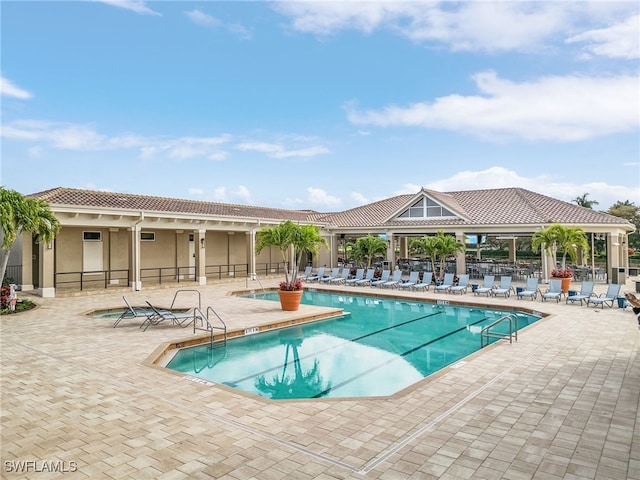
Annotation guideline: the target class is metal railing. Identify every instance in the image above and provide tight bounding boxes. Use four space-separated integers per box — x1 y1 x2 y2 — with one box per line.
481 313 519 348
193 305 227 349
55 269 130 291
140 266 196 284
204 263 249 280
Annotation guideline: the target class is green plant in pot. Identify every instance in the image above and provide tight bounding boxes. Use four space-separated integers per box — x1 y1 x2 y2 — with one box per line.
532 224 589 292
255 220 328 311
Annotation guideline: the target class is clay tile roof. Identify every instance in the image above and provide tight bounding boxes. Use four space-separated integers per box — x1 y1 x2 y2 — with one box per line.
28 187 315 222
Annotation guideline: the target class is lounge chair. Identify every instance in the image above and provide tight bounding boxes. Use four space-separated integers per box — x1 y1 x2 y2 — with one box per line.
355 269 375 286
586 284 623 308
329 268 350 285
305 267 325 283
516 278 540 300
298 266 313 281
450 274 470 294
371 270 391 287
380 270 403 288
398 271 419 289
320 267 340 283
141 301 197 332
565 281 595 305
491 277 514 298
345 268 365 286
413 271 433 291
474 275 495 296
113 296 163 328
435 273 455 293
541 279 564 302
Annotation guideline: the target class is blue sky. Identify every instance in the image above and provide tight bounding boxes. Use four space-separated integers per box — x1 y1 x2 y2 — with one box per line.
2 1 639 211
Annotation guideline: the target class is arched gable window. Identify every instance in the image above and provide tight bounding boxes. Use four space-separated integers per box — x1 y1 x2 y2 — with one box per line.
398 197 456 219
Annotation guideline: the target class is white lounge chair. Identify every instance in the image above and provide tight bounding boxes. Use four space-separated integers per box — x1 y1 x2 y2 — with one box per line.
329 268 350 285
541 279 564 302
398 271 419 289
435 273 455 293
113 296 162 328
491 277 514 298
305 267 325 283
355 269 375 286
474 275 495 296
517 278 540 300
413 272 433 291
141 301 197 332
565 281 595 305
345 268 365 286
450 274 470 294
381 270 402 288
371 270 391 287
320 267 340 283
298 266 313 281
586 284 622 308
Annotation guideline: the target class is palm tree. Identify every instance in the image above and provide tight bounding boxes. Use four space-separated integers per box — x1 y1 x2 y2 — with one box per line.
408 236 439 272
255 220 328 290
572 193 599 209
350 234 388 268
532 224 589 271
433 231 466 280
1 187 61 284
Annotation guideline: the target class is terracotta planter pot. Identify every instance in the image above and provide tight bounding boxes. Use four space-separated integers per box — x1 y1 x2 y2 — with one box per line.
277 289 303 311
552 277 572 293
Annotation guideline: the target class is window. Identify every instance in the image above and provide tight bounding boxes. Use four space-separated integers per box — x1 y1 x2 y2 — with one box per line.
83 231 101 241
141 232 155 241
398 198 456 219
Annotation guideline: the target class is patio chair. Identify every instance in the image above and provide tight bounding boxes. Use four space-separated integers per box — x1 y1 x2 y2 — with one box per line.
491 276 514 298
380 270 402 288
398 271 419 289
413 271 433 291
320 267 340 283
305 267 325 283
541 279 564 302
450 274 470 294
141 301 198 332
435 273 455 293
566 281 595 305
586 284 623 308
474 275 495 296
345 268 365 286
113 296 163 328
298 266 313 281
370 269 391 287
355 269 376 286
329 268 350 285
516 278 540 300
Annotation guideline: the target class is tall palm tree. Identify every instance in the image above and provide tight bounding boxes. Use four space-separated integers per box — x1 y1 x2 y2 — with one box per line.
408 236 439 272
532 224 589 271
572 193 599 209
1 187 61 284
433 231 466 280
255 220 328 289
350 234 388 268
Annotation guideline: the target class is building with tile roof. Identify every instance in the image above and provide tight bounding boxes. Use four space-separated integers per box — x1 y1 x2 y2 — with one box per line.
12 186 635 297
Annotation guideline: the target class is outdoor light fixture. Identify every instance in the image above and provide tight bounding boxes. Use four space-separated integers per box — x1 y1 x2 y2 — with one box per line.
200 238 205 248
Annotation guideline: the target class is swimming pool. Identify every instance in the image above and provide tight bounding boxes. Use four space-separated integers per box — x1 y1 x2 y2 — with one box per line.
165 291 541 400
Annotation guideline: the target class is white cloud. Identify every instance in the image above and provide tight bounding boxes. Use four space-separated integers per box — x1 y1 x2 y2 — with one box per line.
272 1 638 53
307 187 342 207
185 9 252 39
1 77 32 99
350 191 369 205
346 71 639 141
1 119 231 159
567 14 640 59
233 185 252 203
236 140 330 159
97 0 160 16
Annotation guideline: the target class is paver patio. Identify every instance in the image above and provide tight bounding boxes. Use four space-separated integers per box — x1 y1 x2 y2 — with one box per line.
1 277 638 479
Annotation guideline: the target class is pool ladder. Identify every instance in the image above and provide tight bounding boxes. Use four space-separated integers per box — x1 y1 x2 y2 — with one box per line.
193 306 227 349
480 313 518 348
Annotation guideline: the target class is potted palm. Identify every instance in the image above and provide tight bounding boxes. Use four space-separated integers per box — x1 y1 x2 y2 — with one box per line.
255 220 328 311
532 224 589 292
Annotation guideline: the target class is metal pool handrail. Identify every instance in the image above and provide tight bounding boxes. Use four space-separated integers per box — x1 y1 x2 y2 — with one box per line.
480 313 518 348
193 306 227 349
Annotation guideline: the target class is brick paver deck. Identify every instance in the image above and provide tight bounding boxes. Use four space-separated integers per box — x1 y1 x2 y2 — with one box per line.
1 278 638 479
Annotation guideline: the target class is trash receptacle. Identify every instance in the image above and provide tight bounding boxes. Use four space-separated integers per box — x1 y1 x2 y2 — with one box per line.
636 281 640 293
611 267 626 285
617 296 626 308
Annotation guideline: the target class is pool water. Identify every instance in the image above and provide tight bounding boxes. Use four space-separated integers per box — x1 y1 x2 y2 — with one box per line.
166 291 541 400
